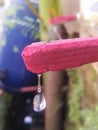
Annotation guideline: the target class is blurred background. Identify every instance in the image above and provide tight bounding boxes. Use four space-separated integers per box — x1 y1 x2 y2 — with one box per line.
0 0 98 130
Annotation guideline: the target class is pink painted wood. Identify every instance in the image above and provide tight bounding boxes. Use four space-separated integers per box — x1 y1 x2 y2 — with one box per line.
50 15 77 25
21 37 98 74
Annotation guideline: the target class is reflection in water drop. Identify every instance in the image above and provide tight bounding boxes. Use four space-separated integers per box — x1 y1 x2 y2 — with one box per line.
33 94 46 112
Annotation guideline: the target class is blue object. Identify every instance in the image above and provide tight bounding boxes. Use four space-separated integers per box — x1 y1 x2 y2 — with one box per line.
0 0 40 92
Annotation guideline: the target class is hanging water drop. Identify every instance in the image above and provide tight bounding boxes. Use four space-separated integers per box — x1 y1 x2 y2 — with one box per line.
33 93 46 112
33 74 46 112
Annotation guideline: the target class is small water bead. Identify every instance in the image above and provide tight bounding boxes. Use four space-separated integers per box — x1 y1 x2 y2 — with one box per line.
33 93 46 112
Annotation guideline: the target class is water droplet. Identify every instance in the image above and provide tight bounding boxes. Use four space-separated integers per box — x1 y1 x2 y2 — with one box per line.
33 94 46 112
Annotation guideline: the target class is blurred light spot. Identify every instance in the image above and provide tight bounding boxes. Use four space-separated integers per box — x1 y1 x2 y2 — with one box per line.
24 116 33 124
1 39 6 46
0 89 4 95
26 99 31 104
13 45 19 53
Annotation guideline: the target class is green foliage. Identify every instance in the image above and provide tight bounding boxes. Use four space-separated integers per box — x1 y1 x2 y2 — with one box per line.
0 92 12 130
66 68 98 130
80 106 98 130
66 69 85 129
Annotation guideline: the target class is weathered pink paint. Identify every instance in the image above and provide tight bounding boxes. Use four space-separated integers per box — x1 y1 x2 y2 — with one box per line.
21 37 98 74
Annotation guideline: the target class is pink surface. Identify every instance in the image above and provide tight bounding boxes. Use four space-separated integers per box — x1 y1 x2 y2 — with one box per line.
21 37 98 74
50 15 77 25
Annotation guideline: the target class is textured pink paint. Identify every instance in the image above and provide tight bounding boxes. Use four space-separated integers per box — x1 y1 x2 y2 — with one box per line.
50 15 77 25
21 37 98 74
